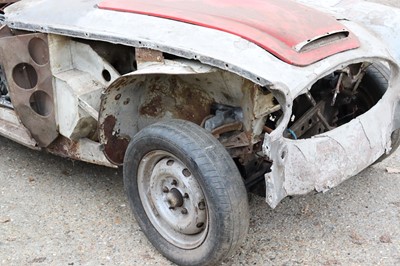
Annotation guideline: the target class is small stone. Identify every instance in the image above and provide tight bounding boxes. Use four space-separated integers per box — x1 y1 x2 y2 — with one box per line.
0 217 11 224
29 257 46 263
1 218 10 223
390 202 400 208
350 231 365 245
323 259 341 266
301 204 312 216
386 167 400 174
61 170 71 176
379 234 392 244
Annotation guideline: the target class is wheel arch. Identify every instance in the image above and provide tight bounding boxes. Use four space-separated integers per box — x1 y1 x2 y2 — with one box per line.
98 59 276 165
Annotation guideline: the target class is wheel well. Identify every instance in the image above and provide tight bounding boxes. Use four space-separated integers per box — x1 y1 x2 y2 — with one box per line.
98 63 280 166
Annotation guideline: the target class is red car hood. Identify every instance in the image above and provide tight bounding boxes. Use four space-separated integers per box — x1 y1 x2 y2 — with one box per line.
98 0 359 66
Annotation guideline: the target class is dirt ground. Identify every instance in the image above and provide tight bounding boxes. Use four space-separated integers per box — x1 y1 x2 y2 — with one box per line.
1 1 400 265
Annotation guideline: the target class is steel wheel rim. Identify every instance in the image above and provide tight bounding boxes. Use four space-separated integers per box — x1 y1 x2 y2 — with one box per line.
137 150 209 249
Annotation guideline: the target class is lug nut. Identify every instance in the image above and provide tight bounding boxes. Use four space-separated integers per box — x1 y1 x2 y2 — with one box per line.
171 180 178 186
162 186 169 193
182 168 191 177
181 208 188 215
198 201 206 210
183 193 189 199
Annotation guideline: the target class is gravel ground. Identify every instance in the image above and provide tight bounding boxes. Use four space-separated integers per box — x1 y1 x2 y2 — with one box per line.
2 139 400 266
1 1 400 265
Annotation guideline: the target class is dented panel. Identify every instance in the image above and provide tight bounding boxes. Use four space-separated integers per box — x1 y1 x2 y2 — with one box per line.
264 92 396 207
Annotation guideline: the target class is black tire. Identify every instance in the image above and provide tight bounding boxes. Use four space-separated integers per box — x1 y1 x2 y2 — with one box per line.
362 63 400 162
123 119 249 265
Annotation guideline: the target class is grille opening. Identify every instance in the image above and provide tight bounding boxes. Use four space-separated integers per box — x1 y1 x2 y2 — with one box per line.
265 62 389 140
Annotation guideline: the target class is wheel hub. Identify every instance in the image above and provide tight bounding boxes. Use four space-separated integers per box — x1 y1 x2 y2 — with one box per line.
167 188 184 208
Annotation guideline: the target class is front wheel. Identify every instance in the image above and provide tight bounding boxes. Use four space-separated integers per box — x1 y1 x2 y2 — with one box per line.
123 119 249 265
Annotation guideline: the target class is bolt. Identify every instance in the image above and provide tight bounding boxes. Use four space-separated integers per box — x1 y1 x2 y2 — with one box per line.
198 201 206 210
182 168 191 177
181 208 188 215
196 222 204 228
171 180 178 186
162 186 169 193
123 98 130 105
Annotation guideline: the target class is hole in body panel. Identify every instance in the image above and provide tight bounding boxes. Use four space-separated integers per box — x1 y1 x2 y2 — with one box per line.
28 37 49 65
266 62 388 140
0 65 12 109
29 90 53 116
102 69 111 82
12 63 38 89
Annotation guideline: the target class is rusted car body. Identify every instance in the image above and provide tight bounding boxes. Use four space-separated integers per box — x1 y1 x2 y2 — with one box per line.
2 0 400 264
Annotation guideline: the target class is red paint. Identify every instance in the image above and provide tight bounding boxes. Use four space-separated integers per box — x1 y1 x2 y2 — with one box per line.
98 0 360 66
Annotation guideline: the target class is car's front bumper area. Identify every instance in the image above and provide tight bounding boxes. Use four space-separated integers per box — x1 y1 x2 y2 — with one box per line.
262 82 400 208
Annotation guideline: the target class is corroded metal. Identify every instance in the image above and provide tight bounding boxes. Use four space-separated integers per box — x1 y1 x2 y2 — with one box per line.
98 60 220 165
101 115 130 165
135 48 164 65
46 136 115 167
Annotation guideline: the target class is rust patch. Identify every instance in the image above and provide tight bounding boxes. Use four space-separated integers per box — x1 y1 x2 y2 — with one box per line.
140 95 162 117
46 136 80 159
101 115 130 165
221 131 251 149
123 98 130 105
135 48 164 64
139 76 213 125
212 122 243 137
110 76 130 90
